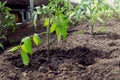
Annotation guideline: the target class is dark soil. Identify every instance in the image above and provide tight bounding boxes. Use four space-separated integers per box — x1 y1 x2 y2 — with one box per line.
0 18 120 80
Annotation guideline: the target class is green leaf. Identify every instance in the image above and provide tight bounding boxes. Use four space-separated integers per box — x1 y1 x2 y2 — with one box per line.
44 18 49 27
2 35 7 40
0 43 4 50
33 33 42 46
69 12 75 19
59 17 68 39
60 26 67 39
56 27 61 43
1 1 7 8
21 49 29 66
97 17 104 23
22 37 33 55
33 12 37 30
76 8 82 19
50 22 56 33
12 24 17 32
60 20 68 39
8 46 19 52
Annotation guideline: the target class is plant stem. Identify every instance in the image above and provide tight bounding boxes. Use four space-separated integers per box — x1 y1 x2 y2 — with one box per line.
90 6 94 35
91 23 94 35
90 19 94 35
29 32 47 38
46 16 50 61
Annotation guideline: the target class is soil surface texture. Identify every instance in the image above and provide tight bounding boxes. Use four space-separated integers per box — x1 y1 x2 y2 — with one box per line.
0 18 120 80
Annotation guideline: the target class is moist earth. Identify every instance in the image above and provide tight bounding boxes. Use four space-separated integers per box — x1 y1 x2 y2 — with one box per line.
0 18 120 80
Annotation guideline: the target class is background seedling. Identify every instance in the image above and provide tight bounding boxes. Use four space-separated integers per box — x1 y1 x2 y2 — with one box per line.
0 1 16 49
75 0 113 35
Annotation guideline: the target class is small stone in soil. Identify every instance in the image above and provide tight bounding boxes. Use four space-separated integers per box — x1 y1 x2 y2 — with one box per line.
38 66 48 73
47 73 55 79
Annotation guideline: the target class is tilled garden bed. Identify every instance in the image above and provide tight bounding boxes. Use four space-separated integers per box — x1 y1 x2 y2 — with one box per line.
0 18 120 80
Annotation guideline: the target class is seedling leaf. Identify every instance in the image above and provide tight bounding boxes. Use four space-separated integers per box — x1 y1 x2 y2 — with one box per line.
56 27 61 43
60 26 67 39
33 33 42 46
22 37 33 55
0 43 4 50
8 46 19 52
50 22 56 33
44 18 49 27
97 17 104 23
21 49 29 66
33 12 37 30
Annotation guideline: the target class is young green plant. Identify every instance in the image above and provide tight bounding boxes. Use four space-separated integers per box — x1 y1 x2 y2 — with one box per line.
9 0 73 66
75 0 112 35
9 33 42 66
33 0 72 61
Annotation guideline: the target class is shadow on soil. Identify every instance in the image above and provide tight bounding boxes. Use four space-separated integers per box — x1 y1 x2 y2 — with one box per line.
7 46 111 71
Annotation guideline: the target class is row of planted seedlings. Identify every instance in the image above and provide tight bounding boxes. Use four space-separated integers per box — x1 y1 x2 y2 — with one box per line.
9 0 118 66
